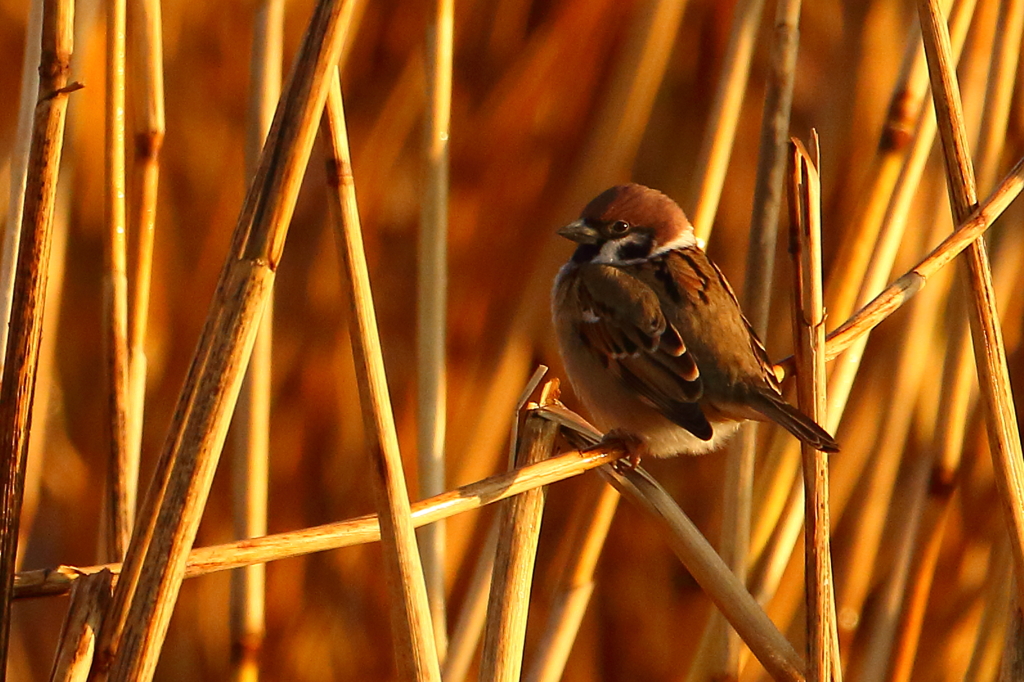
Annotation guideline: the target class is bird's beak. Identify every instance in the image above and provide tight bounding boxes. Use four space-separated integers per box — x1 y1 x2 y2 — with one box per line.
557 219 601 244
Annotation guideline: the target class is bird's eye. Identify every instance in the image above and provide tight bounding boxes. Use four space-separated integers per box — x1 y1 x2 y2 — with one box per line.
610 220 630 235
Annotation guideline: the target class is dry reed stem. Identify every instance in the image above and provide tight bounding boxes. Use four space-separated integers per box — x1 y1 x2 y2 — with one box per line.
47 570 113 682
47 571 113 682
601 464 806 682
323 72 442 682
418 0 454 659
525 480 620 682
443 523 498 682
877 13 1024 677
125 0 165 474
688 0 767 241
917 0 1024 608
974 0 1024 192
229 1 283 680
102 0 132 563
89 2 358 680
0 0 43 372
788 136 840 682
479 381 559 682
14 444 625 600
713 1 802 673
0 0 75 668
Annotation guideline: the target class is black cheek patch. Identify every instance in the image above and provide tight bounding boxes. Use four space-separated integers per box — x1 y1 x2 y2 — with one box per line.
616 237 652 262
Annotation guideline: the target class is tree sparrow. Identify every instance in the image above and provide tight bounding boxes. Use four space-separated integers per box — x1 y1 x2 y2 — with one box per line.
552 183 839 457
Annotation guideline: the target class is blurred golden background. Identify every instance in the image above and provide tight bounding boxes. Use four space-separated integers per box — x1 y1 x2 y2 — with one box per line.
1 0 1023 679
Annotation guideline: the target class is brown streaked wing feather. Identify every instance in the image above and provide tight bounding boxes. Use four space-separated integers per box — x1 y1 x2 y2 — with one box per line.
572 264 709 438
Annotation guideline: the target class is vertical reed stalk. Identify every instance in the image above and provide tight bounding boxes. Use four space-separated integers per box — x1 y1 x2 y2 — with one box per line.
0 0 75 669
323 72 442 681
788 136 841 682
47 571 113 682
125 0 166 484
918 0 1024 608
230 1 283 680
479 381 559 682
0 0 43 371
419 0 454 659
91 3 358 680
102 0 132 562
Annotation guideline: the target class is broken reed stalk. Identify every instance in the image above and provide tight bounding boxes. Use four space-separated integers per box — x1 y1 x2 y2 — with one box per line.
0 0 43 370
525 480 620 682
125 0 165 473
479 381 559 682
229 0 282 679
103 0 133 563
15 444 625 600
688 0 767 241
418 0 453 659
0 0 75 669
47 570 113 682
322 72 442 682
788 136 841 682
89 2 358 680
917 0 1024 608
601 464 806 682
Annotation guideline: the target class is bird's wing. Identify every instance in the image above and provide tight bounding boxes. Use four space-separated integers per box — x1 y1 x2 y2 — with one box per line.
573 263 712 440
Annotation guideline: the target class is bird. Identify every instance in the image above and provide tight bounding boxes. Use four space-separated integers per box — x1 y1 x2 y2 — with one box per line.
551 183 839 458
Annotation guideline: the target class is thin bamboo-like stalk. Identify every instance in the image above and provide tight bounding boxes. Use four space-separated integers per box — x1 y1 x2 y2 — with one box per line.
788 136 841 682
102 0 132 563
917 0 1024 608
443 522 499 682
47 570 113 682
229 1 282 680
90 3 359 680
0 0 43 372
14 442 624 601
124 0 165 487
323 72 442 682
688 0 767 241
479 381 559 682
713 1 802 674
525 480 620 682
0 0 76 668
601 464 806 682
418 0 454 659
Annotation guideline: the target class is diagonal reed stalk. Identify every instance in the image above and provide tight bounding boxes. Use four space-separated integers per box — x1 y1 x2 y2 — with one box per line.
229 1 283 680
102 0 132 563
0 0 76 670
788 135 841 682
323 72 442 681
917 0 1024 612
418 0 454 660
14 442 625 600
88 2 359 680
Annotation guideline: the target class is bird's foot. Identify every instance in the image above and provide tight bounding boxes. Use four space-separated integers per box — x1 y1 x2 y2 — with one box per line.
597 429 648 470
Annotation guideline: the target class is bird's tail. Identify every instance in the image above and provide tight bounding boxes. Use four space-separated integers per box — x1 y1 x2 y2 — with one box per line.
749 389 840 453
